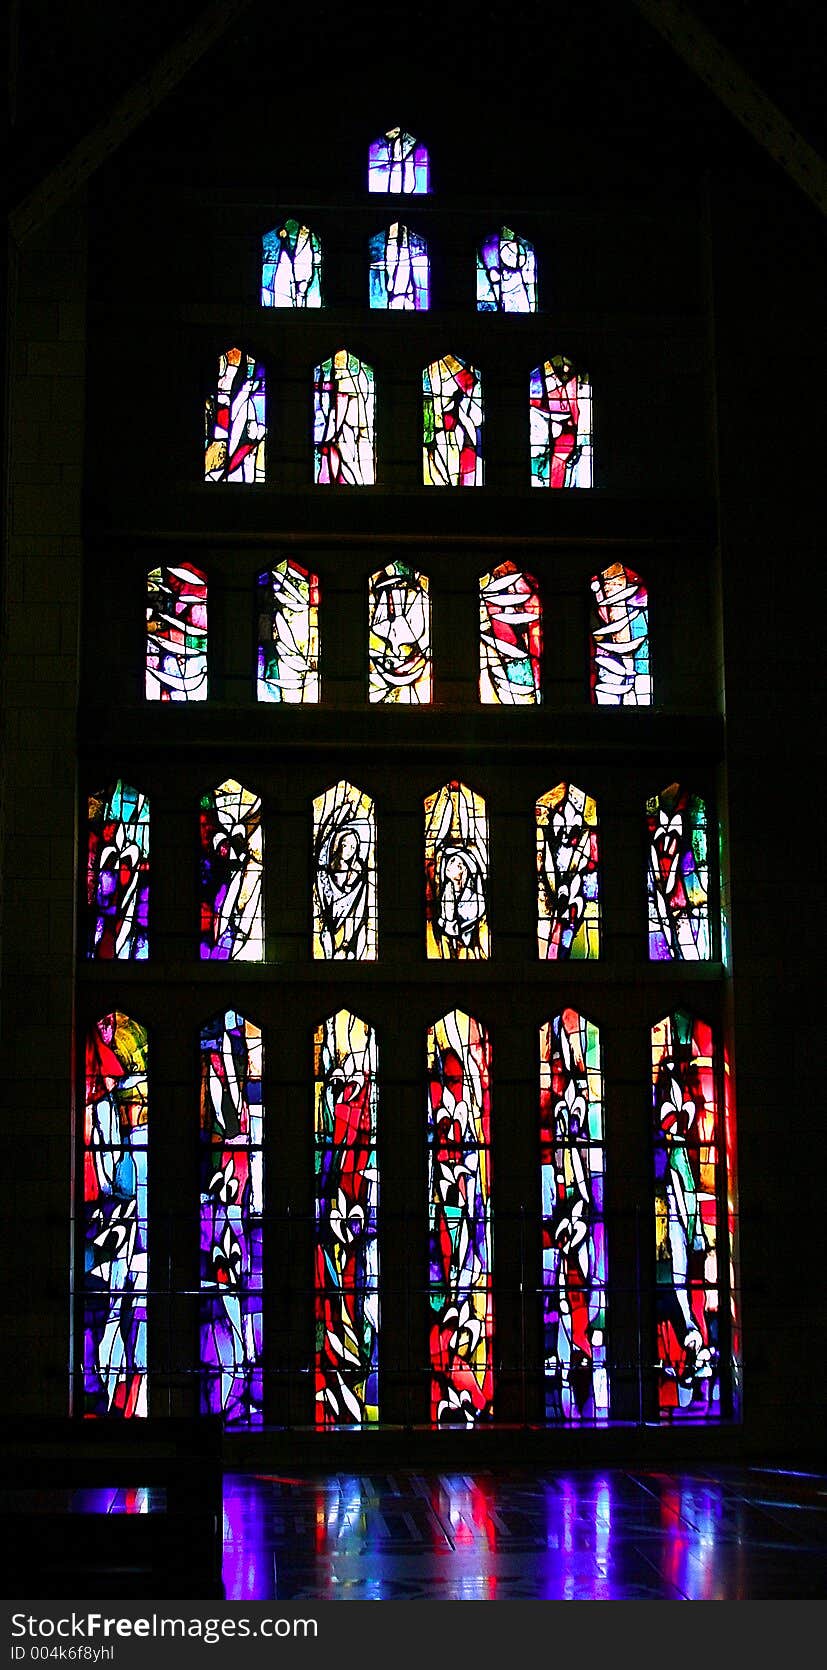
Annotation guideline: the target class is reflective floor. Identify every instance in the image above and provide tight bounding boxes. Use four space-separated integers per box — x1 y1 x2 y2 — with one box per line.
222 1464 827 1601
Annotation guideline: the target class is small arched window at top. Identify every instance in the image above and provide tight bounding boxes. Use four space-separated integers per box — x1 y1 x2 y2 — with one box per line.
368 127 430 194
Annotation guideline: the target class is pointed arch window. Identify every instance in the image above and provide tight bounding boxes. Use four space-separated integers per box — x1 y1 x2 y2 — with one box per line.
199 780 264 961
424 781 489 960
652 1011 723 1418
256 561 320 704
540 1010 608 1424
589 562 651 706
204 347 266 484
368 561 431 704
647 783 710 961
86 781 150 961
536 783 600 960
146 563 207 702
82 1013 148 1418
199 1011 264 1426
312 781 377 960
530 356 593 488
479 562 542 704
477 226 537 312
313 350 376 485
314 1010 380 1426
261 220 322 308
369 223 429 309
423 355 483 487
428 1010 494 1425
368 126 430 193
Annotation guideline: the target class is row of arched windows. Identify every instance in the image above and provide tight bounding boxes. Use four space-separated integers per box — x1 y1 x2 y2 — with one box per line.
146 559 650 707
87 776 711 965
82 1004 729 1428
204 347 593 488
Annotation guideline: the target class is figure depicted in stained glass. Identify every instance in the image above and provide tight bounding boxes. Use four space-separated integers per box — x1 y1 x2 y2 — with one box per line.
479 562 542 704
423 355 483 487
536 783 600 960
530 357 593 489
647 783 710 961
87 781 149 961
200 1011 264 1426
368 126 430 194
261 220 322 308
652 1011 721 1417
540 1011 609 1423
368 562 431 703
424 781 489 960
314 350 376 485
204 347 266 484
369 224 429 309
589 562 651 705
256 562 320 703
428 1010 494 1424
477 227 537 313
315 1009 379 1426
83 1013 148 1418
313 781 377 961
146 563 208 702
199 780 264 961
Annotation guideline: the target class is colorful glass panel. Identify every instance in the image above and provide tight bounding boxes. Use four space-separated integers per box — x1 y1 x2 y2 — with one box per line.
589 563 651 706
312 781 377 961
314 1010 379 1426
199 780 264 961
87 781 149 961
477 226 537 312
204 347 266 484
368 127 429 193
530 357 593 488
479 562 542 704
428 1010 493 1425
200 1011 264 1426
424 781 489 960
423 355 483 487
314 350 376 485
369 223 429 309
146 563 207 702
652 1011 721 1417
83 1013 148 1418
261 220 322 308
368 562 431 704
647 783 711 961
256 562 320 704
540 1011 608 1423
536 783 600 960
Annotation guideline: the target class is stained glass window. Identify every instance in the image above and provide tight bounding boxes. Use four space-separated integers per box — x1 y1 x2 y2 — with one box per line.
256 562 320 704
261 220 322 308
428 1010 493 1425
479 562 542 704
368 562 431 704
423 355 483 487
369 224 429 309
540 1010 608 1424
87 781 149 961
536 783 600 960
313 781 377 960
530 357 593 488
146 563 208 702
199 780 264 961
589 563 651 706
424 781 489 960
314 1009 379 1426
477 226 537 312
83 1013 148 1418
313 350 376 485
368 126 430 194
200 1011 264 1426
652 1011 721 1418
647 783 711 961
204 347 266 484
